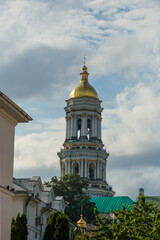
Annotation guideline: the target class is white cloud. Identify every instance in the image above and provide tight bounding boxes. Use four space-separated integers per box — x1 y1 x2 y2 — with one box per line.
101 81 160 198
103 82 160 157
1 0 160 101
14 117 65 172
108 167 160 200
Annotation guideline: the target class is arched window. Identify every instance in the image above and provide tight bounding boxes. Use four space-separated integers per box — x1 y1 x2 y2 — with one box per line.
77 119 81 140
87 119 91 140
73 162 79 174
89 162 95 180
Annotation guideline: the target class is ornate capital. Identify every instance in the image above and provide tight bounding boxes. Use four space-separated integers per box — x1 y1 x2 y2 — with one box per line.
82 113 87 118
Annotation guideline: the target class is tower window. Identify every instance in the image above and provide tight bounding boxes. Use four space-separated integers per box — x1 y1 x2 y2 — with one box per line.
77 119 81 140
89 162 95 180
73 162 79 174
87 119 91 140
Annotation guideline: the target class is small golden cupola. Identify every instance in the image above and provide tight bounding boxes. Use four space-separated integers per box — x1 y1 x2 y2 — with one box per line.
70 59 98 99
77 207 86 231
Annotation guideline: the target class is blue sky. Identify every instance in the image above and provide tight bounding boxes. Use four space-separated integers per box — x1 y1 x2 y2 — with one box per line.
0 0 160 200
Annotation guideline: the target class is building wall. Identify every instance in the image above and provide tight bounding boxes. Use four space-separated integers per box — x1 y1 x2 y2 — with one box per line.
12 196 25 218
0 110 17 240
0 111 16 189
0 187 14 240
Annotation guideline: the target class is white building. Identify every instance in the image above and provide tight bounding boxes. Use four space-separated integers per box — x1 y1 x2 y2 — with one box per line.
13 176 65 240
0 91 32 240
58 62 115 197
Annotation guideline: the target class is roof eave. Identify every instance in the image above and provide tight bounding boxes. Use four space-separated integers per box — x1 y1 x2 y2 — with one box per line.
0 91 32 122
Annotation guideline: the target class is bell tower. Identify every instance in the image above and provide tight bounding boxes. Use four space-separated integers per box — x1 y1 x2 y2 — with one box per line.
58 61 115 197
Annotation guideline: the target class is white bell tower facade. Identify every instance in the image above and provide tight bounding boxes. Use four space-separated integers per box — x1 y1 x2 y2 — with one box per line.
58 62 115 197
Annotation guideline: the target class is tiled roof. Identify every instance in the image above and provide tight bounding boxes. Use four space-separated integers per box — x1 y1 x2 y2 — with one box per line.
90 196 134 213
13 182 27 192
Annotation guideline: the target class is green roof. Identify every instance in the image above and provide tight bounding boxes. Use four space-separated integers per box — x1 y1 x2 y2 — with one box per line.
146 196 160 208
90 196 134 213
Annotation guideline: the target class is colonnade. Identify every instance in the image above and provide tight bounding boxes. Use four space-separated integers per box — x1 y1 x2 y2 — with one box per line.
60 159 106 182
65 113 101 141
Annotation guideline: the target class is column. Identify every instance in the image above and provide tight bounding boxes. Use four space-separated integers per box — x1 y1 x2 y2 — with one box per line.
60 161 62 177
95 115 98 139
97 160 99 179
100 118 102 140
97 117 101 140
94 163 97 179
85 160 88 178
65 160 68 175
72 162 74 174
68 159 71 174
103 164 106 182
81 159 83 177
91 116 95 139
71 114 77 140
81 113 87 139
65 117 69 140
62 163 65 177
100 161 102 179
105 162 107 182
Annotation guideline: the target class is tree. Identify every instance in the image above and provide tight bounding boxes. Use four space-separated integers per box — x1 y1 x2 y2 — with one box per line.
17 212 28 240
11 217 20 240
43 211 69 240
74 230 91 240
46 174 95 223
55 213 69 240
43 211 60 240
93 195 160 240
11 213 28 240
43 221 55 240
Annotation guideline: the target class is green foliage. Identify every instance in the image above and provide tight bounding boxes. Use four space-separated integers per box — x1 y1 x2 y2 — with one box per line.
46 174 95 223
55 213 69 240
11 213 28 240
43 211 59 240
43 211 69 240
11 224 20 240
43 221 55 240
93 195 160 240
74 230 91 240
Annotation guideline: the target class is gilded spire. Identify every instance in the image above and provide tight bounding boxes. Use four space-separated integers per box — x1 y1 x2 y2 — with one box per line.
84 56 86 65
80 57 89 82
77 206 86 229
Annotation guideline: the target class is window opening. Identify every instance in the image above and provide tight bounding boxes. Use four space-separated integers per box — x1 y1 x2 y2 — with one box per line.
89 162 95 180
77 119 81 140
87 119 91 140
73 162 79 174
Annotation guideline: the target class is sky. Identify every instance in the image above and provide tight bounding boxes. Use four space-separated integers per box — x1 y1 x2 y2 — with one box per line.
0 0 160 200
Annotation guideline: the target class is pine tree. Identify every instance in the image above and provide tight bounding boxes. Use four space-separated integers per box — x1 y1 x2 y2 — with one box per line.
54 213 69 240
19 212 28 240
43 219 55 240
11 213 28 240
11 217 20 240
43 211 60 240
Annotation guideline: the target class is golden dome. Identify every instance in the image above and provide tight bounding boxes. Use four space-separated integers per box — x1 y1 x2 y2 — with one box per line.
70 63 98 99
77 207 86 229
77 217 86 228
